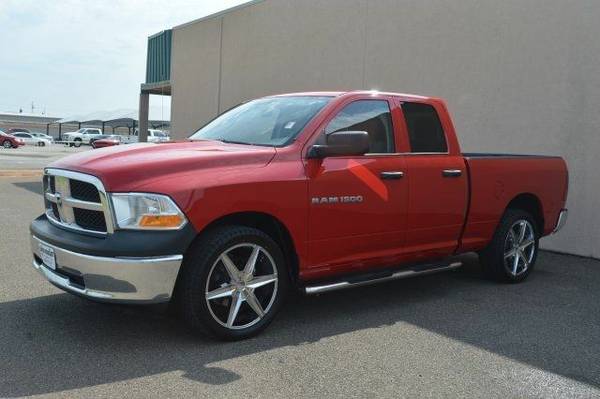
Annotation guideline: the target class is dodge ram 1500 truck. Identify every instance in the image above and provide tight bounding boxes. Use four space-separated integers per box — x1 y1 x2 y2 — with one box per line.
30 91 568 340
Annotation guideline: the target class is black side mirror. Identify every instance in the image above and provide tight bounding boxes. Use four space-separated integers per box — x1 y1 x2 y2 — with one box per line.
308 131 370 159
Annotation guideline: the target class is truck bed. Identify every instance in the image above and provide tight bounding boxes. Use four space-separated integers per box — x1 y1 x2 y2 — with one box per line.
458 154 568 253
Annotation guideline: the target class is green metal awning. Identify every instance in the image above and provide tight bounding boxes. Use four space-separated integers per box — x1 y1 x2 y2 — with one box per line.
146 30 172 85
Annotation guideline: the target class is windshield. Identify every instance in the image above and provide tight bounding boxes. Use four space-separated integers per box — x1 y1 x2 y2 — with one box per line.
189 96 331 146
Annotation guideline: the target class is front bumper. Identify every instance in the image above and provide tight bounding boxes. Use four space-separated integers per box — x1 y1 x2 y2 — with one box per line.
31 235 182 303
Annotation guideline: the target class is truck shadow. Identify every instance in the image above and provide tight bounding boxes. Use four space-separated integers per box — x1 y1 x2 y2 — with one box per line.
11 181 43 196
0 252 598 396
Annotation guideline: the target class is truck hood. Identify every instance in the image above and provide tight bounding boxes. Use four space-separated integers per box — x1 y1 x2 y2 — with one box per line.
49 140 277 191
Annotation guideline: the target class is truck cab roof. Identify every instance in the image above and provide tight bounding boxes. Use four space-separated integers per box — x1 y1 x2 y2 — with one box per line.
270 90 431 101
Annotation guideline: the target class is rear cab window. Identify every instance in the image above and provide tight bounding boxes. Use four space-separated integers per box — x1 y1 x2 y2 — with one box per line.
402 102 448 153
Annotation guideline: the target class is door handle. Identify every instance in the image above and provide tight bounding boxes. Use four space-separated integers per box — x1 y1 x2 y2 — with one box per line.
380 171 404 180
442 169 462 177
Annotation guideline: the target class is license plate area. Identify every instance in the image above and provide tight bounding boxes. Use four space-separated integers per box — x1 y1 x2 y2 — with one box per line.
39 243 56 270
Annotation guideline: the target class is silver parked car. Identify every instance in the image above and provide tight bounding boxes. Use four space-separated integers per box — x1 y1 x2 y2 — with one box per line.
11 132 52 146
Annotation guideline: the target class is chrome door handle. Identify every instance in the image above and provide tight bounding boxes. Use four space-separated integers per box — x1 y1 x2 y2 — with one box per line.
380 171 404 180
442 169 462 177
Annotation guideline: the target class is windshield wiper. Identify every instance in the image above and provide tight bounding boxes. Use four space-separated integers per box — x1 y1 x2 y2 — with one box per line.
190 138 273 147
220 139 252 145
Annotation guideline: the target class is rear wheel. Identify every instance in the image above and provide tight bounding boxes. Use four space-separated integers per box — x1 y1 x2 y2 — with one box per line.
176 226 289 340
479 209 539 283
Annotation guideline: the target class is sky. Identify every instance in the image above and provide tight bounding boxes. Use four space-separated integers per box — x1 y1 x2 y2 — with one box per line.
0 0 249 119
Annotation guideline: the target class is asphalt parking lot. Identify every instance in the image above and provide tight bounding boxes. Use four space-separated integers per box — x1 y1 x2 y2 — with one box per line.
1 176 599 398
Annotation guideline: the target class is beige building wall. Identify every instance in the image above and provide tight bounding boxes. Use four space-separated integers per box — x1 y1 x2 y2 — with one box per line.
170 0 600 258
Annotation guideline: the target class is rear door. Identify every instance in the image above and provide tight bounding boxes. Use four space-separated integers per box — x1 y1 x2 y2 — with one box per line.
85 129 101 143
398 101 468 260
306 96 408 272
14 133 33 144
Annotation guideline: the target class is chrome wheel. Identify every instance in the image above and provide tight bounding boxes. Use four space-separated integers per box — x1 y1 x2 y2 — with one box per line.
205 243 278 330
503 220 536 277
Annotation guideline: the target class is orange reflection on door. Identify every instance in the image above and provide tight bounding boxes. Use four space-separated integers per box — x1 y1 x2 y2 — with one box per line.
347 159 389 201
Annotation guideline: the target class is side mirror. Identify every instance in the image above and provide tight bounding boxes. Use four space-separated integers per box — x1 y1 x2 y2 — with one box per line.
308 131 370 159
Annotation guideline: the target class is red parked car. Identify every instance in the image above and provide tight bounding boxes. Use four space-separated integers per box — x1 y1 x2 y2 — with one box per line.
0 130 25 148
91 135 122 149
30 91 568 340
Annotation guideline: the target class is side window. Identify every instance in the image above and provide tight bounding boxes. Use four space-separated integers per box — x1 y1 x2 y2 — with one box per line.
402 102 448 153
324 100 395 153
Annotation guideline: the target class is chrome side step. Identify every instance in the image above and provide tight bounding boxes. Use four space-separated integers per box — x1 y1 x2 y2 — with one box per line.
304 261 462 295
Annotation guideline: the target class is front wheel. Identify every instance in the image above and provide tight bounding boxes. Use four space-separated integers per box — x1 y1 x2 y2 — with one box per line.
3 141 12 149
176 226 289 340
479 209 539 283
73 139 82 147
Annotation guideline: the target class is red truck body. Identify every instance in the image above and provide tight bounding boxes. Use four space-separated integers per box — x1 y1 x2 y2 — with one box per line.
50 91 567 281
33 91 568 339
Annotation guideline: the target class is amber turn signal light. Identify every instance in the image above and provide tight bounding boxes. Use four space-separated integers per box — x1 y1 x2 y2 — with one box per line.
138 214 184 228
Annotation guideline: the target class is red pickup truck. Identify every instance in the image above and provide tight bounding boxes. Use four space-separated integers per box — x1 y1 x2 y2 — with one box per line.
30 91 568 340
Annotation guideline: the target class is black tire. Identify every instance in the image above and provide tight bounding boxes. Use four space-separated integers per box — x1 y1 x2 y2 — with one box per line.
176 225 289 340
479 209 539 283
73 139 82 148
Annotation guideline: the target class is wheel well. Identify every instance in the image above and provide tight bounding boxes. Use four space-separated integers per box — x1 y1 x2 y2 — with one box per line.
506 194 544 233
199 212 299 285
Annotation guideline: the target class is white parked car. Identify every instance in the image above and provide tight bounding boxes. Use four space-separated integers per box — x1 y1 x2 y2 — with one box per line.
129 128 170 143
31 132 55 143
11 132 52 146
63 128 103 147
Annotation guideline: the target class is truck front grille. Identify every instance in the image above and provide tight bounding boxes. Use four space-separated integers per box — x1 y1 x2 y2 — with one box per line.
43 169 114 235
70 180 101 202
73 208 107 232
51 203 60 220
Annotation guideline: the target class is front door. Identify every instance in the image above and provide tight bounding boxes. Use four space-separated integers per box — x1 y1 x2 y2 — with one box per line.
306 98 408 275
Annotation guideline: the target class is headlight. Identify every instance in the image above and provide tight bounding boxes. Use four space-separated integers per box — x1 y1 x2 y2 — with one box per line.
110 193 187 230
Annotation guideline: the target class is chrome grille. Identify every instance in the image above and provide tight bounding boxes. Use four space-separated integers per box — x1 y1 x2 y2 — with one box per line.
43 169 114 235
70 180 101 202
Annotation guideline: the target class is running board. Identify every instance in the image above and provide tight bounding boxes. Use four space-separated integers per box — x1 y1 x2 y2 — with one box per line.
304 261 462 295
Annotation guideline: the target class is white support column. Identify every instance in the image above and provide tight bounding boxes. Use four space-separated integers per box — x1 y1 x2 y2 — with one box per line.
138 92 150 142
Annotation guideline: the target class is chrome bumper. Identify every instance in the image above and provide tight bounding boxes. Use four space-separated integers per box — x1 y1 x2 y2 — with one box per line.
31 235 182 303
552 208 568 234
